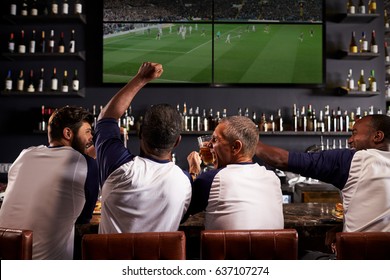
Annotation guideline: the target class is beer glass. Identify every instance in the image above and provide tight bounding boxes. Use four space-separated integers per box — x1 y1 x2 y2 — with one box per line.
197 135 214 171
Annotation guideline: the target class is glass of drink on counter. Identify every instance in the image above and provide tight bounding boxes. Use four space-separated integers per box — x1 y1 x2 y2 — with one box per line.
197 135 214 171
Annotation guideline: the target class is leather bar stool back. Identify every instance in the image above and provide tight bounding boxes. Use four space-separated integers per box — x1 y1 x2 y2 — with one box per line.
200 229 298 260
336 232 390 260
0 227 33 260
82 231 186 260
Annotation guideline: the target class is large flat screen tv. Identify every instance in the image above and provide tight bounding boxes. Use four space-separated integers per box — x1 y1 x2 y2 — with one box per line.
102 0 324 87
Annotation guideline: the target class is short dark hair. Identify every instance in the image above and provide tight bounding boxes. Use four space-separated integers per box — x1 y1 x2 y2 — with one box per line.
49 106 93 141
370 114 390 142
141 104 182 153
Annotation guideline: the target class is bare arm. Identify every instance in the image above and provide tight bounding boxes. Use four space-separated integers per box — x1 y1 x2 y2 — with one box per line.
98 62 163 120
255 140 289 170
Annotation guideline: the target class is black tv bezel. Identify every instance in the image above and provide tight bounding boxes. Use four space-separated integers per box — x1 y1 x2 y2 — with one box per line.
100 0 326 89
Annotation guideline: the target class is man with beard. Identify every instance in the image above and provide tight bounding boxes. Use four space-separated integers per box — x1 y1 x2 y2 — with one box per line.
0 106 99 259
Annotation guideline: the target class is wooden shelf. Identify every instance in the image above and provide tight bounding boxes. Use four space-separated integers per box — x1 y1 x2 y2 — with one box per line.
2 51 86 61
337 51 380 60
338 87 380 97
0 89 85 97
3 14 86 24
328 13 379 23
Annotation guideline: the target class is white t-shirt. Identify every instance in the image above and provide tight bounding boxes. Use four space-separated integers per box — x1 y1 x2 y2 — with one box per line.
343 149 390 232
99 156 192 233
204 163 284 230
0 146 88 259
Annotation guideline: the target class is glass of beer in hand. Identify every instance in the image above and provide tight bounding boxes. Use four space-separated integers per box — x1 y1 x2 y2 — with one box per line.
197 135 214 171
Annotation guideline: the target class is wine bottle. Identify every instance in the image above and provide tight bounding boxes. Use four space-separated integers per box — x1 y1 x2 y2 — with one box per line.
74 0 83 14
10 3 17 15
69 29 75 53
61 70 69 92
48 30 55 53
18 30 26 54
359 31 368 53
17 70 24 91
368 70 377 92
72 69 79 91
38 68 44 92
40 105 47 131
30 0 38 16
58 31 65 53
51 0 58 15
349 31 358 53
62 0 69 15
347 0 355 14
40 30 46 53
21 0 28 16
358 0 366 14
385 42 390 63
357 69 366 91
368 0 376 14
369 30 378 53
51 67 58 91
5 70 13 91
347 68 355 90
27 69 35 92
29 30 36 53
8 32 15 53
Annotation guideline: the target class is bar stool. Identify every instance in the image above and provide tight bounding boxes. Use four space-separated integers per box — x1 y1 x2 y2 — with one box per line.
200 229 298 260
0 227 33 260
82 231 186 260
336 232 390 260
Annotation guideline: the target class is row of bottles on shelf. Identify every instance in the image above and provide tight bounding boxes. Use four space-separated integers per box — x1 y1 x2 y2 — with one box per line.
349 30 378 54
346 0 376 14
345 68 377 92
8 29 77 54
10 0 83 16
37 104 388 133
4 67 79 93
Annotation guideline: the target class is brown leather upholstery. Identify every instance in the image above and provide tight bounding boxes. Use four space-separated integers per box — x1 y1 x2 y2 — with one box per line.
201 229 298 260
0 227 33 260
82 231 186 260
336 232 390 260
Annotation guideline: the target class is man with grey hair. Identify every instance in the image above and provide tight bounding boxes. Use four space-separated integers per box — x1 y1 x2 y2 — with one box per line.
186 116 284 230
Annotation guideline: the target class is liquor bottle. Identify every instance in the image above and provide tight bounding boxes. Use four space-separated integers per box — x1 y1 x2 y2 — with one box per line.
91 105 97 129
72 69 79 91
8 32 15 53
259 113 267 132
385 10 390 29
38 68 44 92
331 109 337 132
40 30 46 53
182 102 188 131
343 110 350 132
207 108 215 130
194 106 201 131
359 31 368 53
51 67 58 91
69 29 75 53
349 31 358 53
357 69 366 91
213 111 221 126
48 30 55 53
268 114 275 132
51 0 58 15
347 0 355 14
21 0 28 16
127 106 135 131
18 30 26 54
201 108 209 131
10 3 17 15
368 0 376 14
58 32 65 53
306 104 314 131
27 69 35 92
299 105 307 132
385 42 390 63
29 30 36 53
358 0 366 14
62 0 69 15
251 111 257 125
369 30 377 53
61 70 69 92
276 108 283 132
368 70 377 92
355 106 362 120
39 105 47 131
244 107 249 118
5 70 13 91
292 103 298 132
324 105 331 132
74 0 83 14
336 107 343 132
317 110 325 132
187 107 193 131
346 68 355 90
17 70 24 91
30 0 38 16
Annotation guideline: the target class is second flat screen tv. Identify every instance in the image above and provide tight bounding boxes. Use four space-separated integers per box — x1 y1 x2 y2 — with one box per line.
102 0 324 87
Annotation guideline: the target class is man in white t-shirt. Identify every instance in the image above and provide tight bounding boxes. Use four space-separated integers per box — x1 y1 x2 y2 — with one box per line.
186 116 284 230
0 106 99 259
95 62 191 234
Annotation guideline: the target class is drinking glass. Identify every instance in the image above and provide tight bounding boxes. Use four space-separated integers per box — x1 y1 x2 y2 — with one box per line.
197 135 214 171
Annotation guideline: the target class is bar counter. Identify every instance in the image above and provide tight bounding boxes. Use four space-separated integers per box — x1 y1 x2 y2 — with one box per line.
87 202 342 259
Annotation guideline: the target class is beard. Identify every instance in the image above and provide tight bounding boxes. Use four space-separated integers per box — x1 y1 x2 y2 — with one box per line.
71 135 87 154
